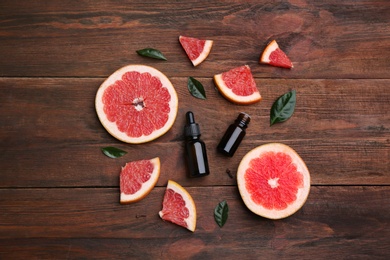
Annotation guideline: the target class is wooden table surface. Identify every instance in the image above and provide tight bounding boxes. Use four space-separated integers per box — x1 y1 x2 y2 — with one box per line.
1 0 389 259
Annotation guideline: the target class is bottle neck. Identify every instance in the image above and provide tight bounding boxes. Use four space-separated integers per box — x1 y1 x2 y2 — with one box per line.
186 135 201 141
235 112 250 128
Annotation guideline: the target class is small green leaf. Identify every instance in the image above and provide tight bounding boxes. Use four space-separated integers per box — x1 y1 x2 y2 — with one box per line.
188 77 206 99
270 90 296 126
214 200 229 227
101 147 127 158
136 48 167 60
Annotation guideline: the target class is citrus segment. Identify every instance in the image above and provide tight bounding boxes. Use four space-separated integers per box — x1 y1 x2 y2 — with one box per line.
159 180 197 232
260 40 293 69
213 65 261 105
237 143 310 219
179 36 213 66
120 157 160 204
95 65 178 144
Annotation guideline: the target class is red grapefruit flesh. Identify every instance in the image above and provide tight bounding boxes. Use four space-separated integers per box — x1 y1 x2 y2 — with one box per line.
159 180 197 232
260 40 293 69
120 157 160 204
95 65 178 144
237 143 310 219
179 35 213 66
213 65 261 105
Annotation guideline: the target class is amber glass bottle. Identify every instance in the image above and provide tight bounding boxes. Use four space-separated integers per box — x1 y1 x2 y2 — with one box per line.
184 111 210 178
217 112 250 157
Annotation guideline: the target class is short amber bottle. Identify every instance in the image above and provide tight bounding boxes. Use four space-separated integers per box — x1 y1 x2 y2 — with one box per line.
217 112 251 157
184 111 210 178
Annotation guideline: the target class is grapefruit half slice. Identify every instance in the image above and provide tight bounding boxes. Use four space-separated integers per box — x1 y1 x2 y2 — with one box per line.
260 40 293 69
179 35 213 66
159 180 197 232
213 65 261 105
237 143 310 219
120 157 160 204
95 65 178 144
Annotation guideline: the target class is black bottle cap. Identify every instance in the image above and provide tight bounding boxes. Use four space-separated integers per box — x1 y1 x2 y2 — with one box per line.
236 112 251 128
184 111 201 137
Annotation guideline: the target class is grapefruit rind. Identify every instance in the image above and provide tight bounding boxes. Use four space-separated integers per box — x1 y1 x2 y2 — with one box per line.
179 36 213 67
159 180 197 232
237 143 310 219
260 40 293 69
260 40 279 64
120 157 160 204
213 65 261 105
191 39 213 66
95 65 178 144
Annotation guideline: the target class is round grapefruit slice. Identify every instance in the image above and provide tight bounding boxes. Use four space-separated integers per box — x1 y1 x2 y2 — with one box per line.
237 143 310 219
159 180 197 232
95 65 178 144
120 157 160 204
179 35 213 66
213 65 261 105
260 40 293 69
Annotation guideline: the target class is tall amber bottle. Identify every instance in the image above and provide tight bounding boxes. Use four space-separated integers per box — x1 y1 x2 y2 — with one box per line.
184 111 210 178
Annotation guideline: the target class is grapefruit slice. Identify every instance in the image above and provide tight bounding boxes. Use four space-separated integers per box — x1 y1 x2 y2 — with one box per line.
120 157 160 204
159 180 197 232
260 40 293 69
179 35 213 66
237 143 310 219
95 65 178 144
213 65 261 105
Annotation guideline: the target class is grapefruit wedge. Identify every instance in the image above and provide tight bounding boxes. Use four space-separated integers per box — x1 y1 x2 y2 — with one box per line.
95 65 178 144
237 143 310 219
120 157 160 204
159 180 197 232
214 65 261 105
179 35 213 66
260 40 293 69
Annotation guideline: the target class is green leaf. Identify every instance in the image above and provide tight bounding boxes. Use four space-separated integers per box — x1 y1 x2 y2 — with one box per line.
214 200 229 227
136 48 167 60
101 147 127 158
188 77 206 99
270 90 296 126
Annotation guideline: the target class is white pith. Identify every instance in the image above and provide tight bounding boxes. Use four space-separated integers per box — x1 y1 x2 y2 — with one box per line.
133 97 145 111
159 180 197 232
268 178 279 189
261 40 279 63
191 40 213 66
95 65 178 144
213 65 261 104
120 157 160 203
237 143 311 219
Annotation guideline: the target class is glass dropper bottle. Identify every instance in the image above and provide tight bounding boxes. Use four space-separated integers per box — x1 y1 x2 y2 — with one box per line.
184 111 210 178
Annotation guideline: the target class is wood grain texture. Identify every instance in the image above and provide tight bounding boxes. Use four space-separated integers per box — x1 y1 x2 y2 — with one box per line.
0 0 389 258
1 77 389 187
0 186 389 258
0 0 389 78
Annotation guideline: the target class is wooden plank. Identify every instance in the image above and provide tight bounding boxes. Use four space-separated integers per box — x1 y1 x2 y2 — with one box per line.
0 1 388 259
0 186 389 258
0 139 388 187
0 0 389 78
1 78 389 187
0 236 389 259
